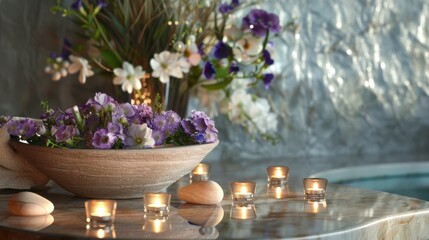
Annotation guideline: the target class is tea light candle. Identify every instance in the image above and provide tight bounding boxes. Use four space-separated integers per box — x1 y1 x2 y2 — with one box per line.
142 215 171 233
266 166 289 185
303 199 328 213
303 178 328 200
85 200 117 226
230 181 256 202
190 163 210 182
230 203 257 220
143 193 171 215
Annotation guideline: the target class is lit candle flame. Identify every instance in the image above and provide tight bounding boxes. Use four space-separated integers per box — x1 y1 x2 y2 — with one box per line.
240 186 248 193
274 169 284 178
196 166 203 174
312 182 319 189
93 203 109 217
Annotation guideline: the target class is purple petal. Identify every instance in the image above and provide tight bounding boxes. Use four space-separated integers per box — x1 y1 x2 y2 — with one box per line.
263 73 274 90
213 41 232 59
203 61 216 80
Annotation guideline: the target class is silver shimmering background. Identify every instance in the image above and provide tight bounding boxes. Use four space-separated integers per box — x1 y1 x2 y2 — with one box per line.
0 0 428 161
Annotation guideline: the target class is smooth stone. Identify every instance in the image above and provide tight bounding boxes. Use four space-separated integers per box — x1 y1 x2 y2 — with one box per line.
178 181 224 205
178 203 224 227
8 192 54 216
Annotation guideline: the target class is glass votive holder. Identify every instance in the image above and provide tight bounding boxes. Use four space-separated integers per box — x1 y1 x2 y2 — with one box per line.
142 214 172 233
190 163 210 182
143 193 171 216
85 200 117 227
303 199 328 213
86 224 116 239
230 181 256 203
303 178 328 200
267 184 289 199
266 166 289 185
230 202 257 220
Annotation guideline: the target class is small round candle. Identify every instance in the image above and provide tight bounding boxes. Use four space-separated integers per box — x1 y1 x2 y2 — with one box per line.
143 193 171 215
230 181 256 202
303 178 328 200
266 166 289 185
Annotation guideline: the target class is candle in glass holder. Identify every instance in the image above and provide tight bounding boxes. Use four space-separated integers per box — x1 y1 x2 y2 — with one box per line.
303 199 328 213
230 181 256 202
85 200 117 227
230 203 257 220
266 166 289 185
303 178 328 200
190 163 210 182
143 193 171 215
142 214 171 233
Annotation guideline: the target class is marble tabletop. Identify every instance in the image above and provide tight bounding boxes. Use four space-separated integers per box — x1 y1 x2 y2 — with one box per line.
0 176 429 240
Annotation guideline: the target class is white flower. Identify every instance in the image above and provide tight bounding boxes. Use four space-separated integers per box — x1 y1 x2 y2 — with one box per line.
125 123 155 148
113 62 145 94
232 34 263 64
176 36 201 66
224 87 278 134
68 55 94 84
44 57 70 81
150 51 187 84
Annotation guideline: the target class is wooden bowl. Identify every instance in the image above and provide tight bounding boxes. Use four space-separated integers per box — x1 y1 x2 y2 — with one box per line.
9 139 218 199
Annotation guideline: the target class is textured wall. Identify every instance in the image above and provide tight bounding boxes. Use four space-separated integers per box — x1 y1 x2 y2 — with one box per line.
0 0 428 161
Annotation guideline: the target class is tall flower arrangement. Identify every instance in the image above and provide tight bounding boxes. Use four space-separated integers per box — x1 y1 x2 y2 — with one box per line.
46 0 283 143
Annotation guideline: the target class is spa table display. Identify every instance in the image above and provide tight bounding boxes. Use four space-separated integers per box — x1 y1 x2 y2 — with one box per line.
1 172 429 239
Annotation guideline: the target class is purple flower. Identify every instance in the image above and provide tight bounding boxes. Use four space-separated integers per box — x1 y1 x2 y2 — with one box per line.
152 130 166 146
152 114 167 131
120 103 135 118
129 104 153 124
92 128 117 149
19 119 38 139
219 3 234 14
107 122 125 140
203 61 216 80
204 131 218 143
6 120 21 136
243 9 281 37
164 111 181 134
112 108 126 124
54 125 76 143
97 0 108 8
229 62 239 73
86 92 118 112
71 0 83 10
262 49 274 65
262 73 274 90
181 119 196 134
232 0 240 7
198 43 205 56
213 41 232 59
194 132 205 143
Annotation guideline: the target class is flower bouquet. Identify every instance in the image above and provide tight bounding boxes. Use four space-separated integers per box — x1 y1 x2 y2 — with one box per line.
1 93 219 198
45 0 284 143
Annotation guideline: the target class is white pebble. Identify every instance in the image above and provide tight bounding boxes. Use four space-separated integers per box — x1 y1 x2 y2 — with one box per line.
178 181 224 205
8 192 54 216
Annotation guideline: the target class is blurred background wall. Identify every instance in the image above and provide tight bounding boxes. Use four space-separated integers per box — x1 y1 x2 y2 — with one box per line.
0 0 428 163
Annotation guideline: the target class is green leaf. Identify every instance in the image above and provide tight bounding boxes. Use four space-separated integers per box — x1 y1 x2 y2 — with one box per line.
214 67 229 78
100 50 122 69
201 77 233 91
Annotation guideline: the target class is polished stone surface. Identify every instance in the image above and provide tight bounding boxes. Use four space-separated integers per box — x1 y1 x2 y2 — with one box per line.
1 176 429 239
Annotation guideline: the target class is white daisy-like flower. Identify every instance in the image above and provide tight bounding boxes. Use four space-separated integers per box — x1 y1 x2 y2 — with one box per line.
176 36 201 66
232 34 263 64
124 123 155 148
68 55 94 84
113 61 145 94
44 57 70 81
150 51 185 84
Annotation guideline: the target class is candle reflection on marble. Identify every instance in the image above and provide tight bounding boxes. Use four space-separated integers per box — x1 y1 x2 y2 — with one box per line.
86 224 116 239
267 184 289 199
190 163 210 182
142 215 171 233
85 200 117 227
303 199 328 213
230 203 257 220
303 178 328 200
266 166 289 185
230 181 256 203
143 193 171 215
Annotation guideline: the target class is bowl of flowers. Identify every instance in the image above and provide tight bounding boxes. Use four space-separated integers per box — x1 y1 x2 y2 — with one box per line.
2 93 218 199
